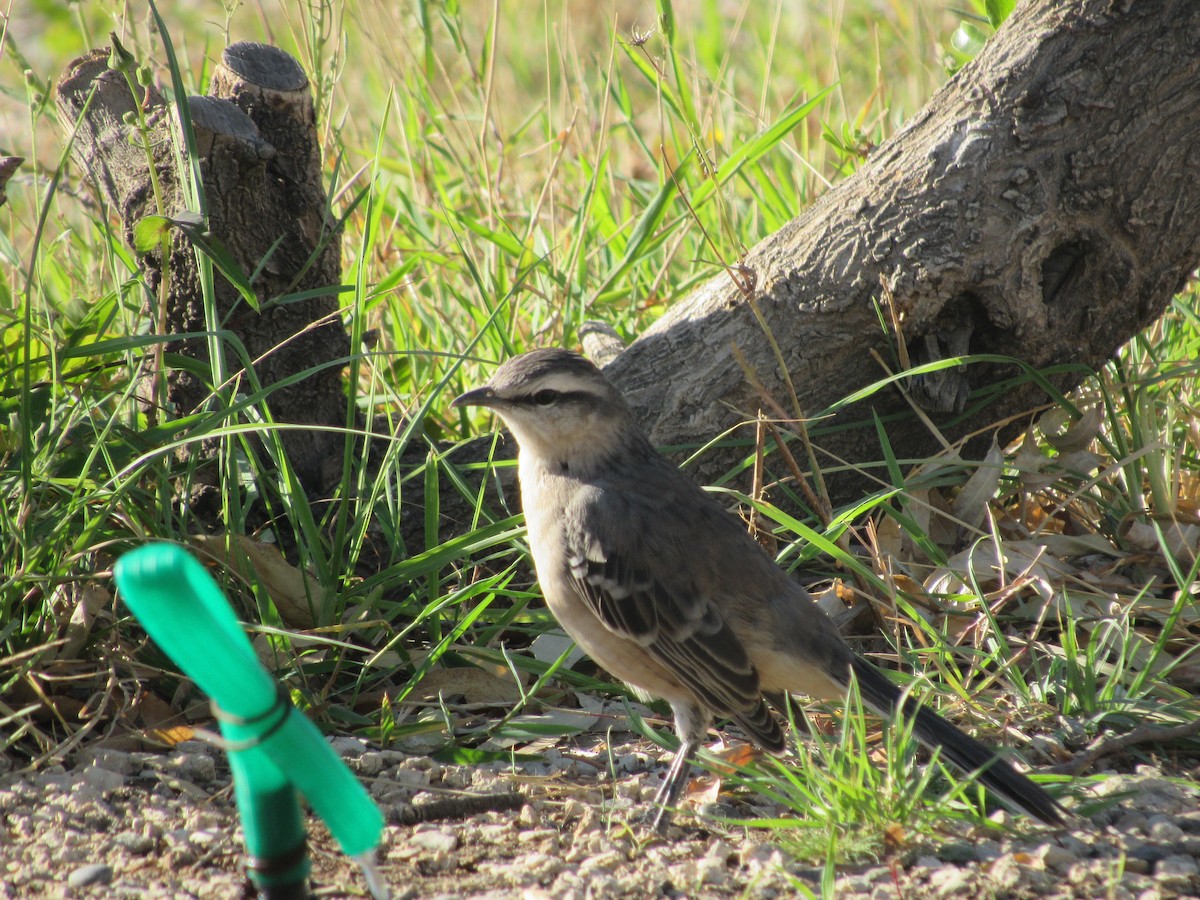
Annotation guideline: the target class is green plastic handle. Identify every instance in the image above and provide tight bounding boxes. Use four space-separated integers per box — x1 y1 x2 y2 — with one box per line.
226 747 310 890
114 543 384 858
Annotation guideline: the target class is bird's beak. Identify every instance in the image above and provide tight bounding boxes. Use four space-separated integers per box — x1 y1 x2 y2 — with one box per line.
451 385 497 409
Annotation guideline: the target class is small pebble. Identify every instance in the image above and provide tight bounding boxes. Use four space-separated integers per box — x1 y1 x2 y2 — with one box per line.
1155 854 1199 885
356 751 385 776
518 828 558 844
175 751 217 783
190 828 219 846
80 765 125 792
578 850 622 878
928 866 972 895
82 748 139 776
410 829 457 853
988 854 1023 891
1117 811 1149 833
1148 817 1185 843
67 864 113 888
1129 843 1169 865
114 831 156 854
1058 832 1093 856
939 842 980 863
561 798 587 821
1039 842 1078 871
518 803 541 828
329 736 368 758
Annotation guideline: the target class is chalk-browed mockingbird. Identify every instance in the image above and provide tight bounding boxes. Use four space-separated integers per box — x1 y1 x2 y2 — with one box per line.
453 347 1063 830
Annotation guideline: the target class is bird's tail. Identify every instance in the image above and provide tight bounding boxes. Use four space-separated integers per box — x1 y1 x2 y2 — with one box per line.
849 656 1063 825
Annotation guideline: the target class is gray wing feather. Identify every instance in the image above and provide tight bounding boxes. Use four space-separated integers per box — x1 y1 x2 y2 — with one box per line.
564 481 785 752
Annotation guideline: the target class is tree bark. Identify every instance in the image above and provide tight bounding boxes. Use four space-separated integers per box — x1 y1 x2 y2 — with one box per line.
604 0 1200 505
55 42 348 497
0 157 21 209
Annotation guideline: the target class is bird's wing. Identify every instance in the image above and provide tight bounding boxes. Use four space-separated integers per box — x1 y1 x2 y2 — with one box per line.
563 483 784 750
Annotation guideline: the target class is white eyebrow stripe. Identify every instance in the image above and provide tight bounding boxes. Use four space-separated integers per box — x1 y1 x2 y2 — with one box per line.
531 372 599 393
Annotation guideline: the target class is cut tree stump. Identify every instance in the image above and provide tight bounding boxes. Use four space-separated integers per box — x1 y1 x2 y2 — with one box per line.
55 41 349 501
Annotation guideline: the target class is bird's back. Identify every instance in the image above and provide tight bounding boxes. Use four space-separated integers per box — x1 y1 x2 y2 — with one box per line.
555 445 853 703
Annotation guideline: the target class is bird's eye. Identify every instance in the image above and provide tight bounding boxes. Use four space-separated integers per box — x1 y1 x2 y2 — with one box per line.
531 389 560 406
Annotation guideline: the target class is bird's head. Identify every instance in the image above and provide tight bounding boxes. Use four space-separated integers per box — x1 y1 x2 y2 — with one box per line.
452 348 641 474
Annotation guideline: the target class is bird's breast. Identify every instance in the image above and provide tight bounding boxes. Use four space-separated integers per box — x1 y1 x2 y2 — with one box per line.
515 457 692 703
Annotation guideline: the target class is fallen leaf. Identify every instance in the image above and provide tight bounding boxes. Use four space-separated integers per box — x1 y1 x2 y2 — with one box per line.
707 741 760 774
1014 426 1056 491
1042 405 1103 453
150 724 198 747
685 773 722 806
1035 532 1122 558
529 631 586 669
683 741 761 806
412 665 523 706
58 583 110 661
883 823 908 850
873 515 904 560
1054 450 1104 478
952 437 1004 529
191 534 333 628
1122 519 1200 560
927 486 959 550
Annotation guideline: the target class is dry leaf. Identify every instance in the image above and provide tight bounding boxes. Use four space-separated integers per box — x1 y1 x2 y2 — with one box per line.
926 487 959 550
906 487 934 548
131 689 182 729
529 631 587 669
1054 450 1104 478
952 438 1004 529
683 741 760 807
1042 405 1103 453
150 724 198 746
1014 426 1056 491
883 823 908 851
1035 532 1121 559
926 541 1076 601
1164 658 1200 691
1123 519 1200 560
412 665 522 706
494 708 604 753
873 514 905 560
685 773 723 806
1017 500 1066 534
367 650 404 669
887 573 927 599
55 583 110 661
1035 407 1070 445
814 584 848 618
191 534 332 628
707 741 760 774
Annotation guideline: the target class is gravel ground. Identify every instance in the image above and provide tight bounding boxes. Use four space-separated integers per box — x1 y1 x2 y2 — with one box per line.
2 734 1199 899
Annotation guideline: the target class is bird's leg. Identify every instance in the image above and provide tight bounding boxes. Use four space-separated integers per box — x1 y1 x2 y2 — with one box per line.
649 701 710 833
649 738 696 833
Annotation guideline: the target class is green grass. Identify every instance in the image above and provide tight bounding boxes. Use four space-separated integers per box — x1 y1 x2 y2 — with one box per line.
742 699 985 864
3 0 1200 868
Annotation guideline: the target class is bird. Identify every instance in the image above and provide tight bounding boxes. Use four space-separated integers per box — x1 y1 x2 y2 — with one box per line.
452 347 1063 831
